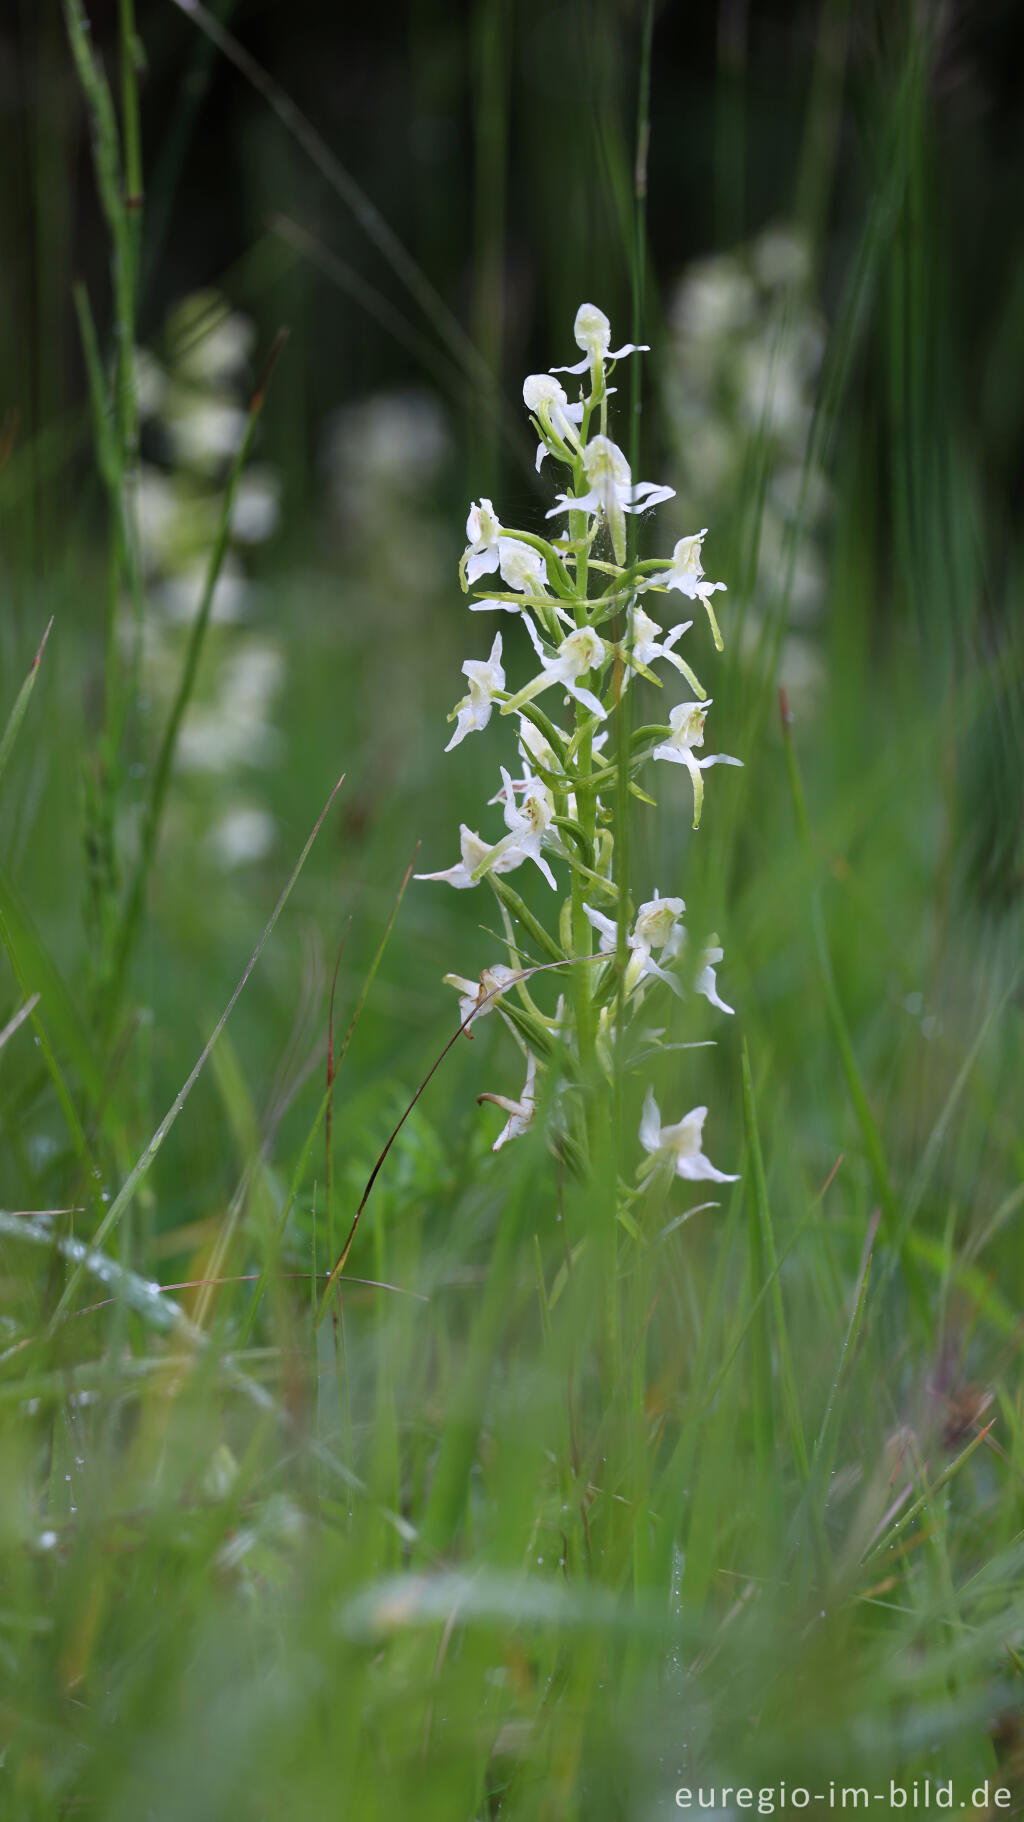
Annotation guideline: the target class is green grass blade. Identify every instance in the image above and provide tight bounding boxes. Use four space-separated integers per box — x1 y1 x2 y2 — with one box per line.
740 1039 810 1484
0 865 105 1107
111 329 288 996
875 977 1019 1302
859 1420 996 1572
238 852 418 1348
0 620 52 791
779 692 930 1325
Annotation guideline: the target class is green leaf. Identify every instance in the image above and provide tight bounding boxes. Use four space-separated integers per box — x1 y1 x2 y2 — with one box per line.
0 620 52 793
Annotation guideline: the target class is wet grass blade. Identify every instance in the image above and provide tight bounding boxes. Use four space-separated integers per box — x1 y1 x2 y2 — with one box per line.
860 1421 996 1571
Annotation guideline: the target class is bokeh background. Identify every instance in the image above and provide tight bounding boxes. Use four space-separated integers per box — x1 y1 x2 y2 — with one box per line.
3 0 1022 1171
2 3 1024 1815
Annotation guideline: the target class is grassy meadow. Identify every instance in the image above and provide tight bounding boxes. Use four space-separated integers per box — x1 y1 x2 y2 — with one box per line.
1 2 1022 1816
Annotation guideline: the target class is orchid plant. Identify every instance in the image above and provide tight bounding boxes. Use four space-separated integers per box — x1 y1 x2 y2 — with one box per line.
417 303 742 1192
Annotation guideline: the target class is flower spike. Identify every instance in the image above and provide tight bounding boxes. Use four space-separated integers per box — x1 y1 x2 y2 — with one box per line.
423 301 742 1180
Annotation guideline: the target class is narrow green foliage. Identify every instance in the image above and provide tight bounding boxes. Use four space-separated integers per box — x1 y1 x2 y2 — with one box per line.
0 620 52 791
779 691 930 1324
1 2 1021 1813
51 772 344 1323
110 329 288 1000
741 1038 809 1485
860 1420 996 1572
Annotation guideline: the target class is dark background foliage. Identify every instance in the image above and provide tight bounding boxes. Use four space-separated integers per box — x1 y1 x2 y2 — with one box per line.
5 2 1024 565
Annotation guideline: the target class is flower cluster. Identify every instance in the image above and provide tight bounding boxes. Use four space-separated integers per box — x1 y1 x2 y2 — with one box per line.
667 225 829 714
417 304 741 1189
135 289 284 870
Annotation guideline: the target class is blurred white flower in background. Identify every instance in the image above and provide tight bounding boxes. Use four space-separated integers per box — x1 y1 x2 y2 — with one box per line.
325 389 450 542
156 556 252 627
176 644 284 773
230 468 281 545
322 388 453 776
135 466 179 574
665 223 830 714
204 806 277 868
169 292 257 388
163 393 249 473
751 225 813 289
133 346 168 420
673 260 757 342
134 289 284 871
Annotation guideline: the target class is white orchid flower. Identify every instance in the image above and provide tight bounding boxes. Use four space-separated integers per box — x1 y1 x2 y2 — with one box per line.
582 903 618 957
523 374 584 471
623 605 696 687
583 890 685 997
491 742 564 816
499 768 559 890
415 822 524 891
497 538 549 595
630 893 688 994
464 501 550 601
546 435 675 564
475 767 559 891
631 902 735 1012
468 540 556 621
551 303 649 382
648 530 728 649
517 714 559 775
445 632 505 752
514 716 602 824
480 1050 538 1151
463 498 502 584
693 942 734 1016
584 894 735 1011
443 963 521 1030
639 1087 739 1185
503 621 608 721
660 530 713 595
651 699 742 828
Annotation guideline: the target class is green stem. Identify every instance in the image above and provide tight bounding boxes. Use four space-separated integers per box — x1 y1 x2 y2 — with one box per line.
620 0 653 981
566 502 598 1105
109 332 287 1007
